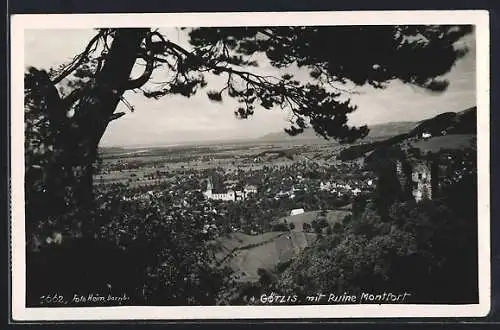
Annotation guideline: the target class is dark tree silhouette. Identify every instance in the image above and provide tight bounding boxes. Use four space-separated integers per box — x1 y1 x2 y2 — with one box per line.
25 25 472 233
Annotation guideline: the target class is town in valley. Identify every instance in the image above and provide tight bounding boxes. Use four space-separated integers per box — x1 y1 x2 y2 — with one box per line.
92 107 477 301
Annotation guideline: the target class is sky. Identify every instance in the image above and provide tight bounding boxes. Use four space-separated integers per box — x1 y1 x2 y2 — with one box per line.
24 28 476 147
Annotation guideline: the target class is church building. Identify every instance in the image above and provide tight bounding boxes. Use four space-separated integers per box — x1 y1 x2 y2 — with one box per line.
203 177 257 202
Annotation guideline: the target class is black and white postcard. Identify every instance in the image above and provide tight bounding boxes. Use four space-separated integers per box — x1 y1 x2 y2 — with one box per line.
11 10 490 320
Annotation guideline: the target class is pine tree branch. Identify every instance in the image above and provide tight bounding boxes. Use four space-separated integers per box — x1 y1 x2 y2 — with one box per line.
123 32 156 90
51 31 105 85
109 112 126 121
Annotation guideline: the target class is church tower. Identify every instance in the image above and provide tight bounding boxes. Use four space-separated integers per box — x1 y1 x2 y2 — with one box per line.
204 177 213 198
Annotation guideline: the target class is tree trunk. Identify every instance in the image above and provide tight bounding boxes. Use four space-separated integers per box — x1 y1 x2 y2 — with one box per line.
68 29 149 212
25 29 150 241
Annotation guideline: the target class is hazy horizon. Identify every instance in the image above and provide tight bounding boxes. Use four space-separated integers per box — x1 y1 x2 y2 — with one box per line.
98 106 475 149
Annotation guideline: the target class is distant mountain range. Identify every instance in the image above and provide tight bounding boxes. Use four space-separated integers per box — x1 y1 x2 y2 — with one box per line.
257 120 419 143
101 107 476 151
338 106 477 161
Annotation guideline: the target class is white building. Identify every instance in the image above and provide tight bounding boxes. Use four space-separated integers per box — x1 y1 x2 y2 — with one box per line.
422 132 432 139
320 181 330 191
290 208 305 216
210 189 235 201
352 188 362 196
244 185 257 195
320 181 338 191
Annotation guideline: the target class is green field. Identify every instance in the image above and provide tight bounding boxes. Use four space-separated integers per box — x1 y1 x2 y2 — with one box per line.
410 134 475 153
219 231 317 282
213 232 285 260
96 142 319 185
213 209 351 283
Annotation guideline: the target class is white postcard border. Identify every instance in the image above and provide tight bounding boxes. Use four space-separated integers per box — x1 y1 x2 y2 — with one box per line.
10 10 491 321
